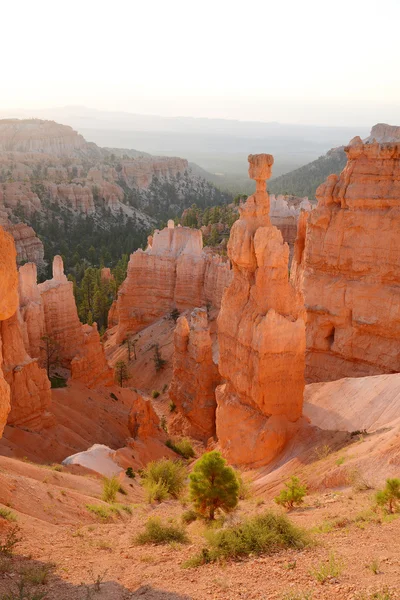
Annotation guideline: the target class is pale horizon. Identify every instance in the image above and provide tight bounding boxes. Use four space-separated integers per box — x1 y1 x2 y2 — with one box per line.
1 0 399 128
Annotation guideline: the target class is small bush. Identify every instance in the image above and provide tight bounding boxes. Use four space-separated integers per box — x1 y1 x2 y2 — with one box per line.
375 478 400 513
0 526 22 556
169 401 176 413
169 308 180 322
235 471 253 500
189 451 239 520
309 552 344 583
145 480 169 503
153 344 167 371
274 476 307 509
162 384 168 393
166 438 195 459
135 517 189 545
181 509 198 524
184 511 308 566
102 476 120 503
50 375 67 389
366 558 381 575
281 591 313 600
314 444 331 460
0 508 17 522
141 458 187 501
152 390 160 399
125 467 135 479
86 504 120 521
160 415 168 433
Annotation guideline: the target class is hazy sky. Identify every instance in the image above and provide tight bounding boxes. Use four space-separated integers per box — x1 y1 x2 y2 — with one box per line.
1 0 399 126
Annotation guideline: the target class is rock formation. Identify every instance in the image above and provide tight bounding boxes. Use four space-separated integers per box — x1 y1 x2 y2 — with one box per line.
0 119 96 156
269 195 312 261
169 308 220 441
364 123 400 143
0 227 19 437
115 221 232 341
216 154 306 466
19 256 113 387
293 138 400 382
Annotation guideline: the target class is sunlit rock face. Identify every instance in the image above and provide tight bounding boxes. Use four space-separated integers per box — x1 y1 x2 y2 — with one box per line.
114 223 232 342
169 308 221 441
292 138 400 382
216 154 306 467
0 226 19 437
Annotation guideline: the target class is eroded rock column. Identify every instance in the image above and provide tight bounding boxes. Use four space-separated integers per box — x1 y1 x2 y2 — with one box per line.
216 154 306 466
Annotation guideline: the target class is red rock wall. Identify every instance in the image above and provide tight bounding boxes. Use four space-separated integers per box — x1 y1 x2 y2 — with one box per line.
216 154 306 467
0 226 19 437
294 138 400 382
115 224 231 342
169 308 220 441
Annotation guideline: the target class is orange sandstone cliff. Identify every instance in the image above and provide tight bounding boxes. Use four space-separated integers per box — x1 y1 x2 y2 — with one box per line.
216 154 306 466
0 227 19 436
293 138 400 382
115 221 232 342
169 308 221 441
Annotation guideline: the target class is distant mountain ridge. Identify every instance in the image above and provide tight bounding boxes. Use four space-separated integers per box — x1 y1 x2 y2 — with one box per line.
269 123 400 199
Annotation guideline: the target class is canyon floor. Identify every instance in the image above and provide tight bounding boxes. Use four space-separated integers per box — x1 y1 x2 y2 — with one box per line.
0 450 399 600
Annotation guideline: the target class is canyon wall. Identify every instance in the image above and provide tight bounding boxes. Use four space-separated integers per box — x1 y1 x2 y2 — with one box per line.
294 138 400 382
216 154 306 466
169 308 220 441
0 227 19 436
115 221 232 342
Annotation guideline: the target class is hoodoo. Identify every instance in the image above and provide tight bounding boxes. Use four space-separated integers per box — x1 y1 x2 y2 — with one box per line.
293 138 400 382
216 154 306 466
169 308 220 441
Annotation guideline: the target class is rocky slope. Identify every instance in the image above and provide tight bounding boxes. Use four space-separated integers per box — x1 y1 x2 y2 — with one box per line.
293 137 400 382
0 119 231 271
216 154 306 466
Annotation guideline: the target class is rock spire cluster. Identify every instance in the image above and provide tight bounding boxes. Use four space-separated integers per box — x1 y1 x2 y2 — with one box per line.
215 154 306 466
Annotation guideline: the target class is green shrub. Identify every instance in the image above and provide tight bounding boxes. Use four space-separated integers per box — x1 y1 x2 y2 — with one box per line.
145 480 169 503
20 564 52 585
189 451 239 520
50 375 67 389
169 308 180 323
0 525 22 556
169 401 176 413
181 509 198 524
184 511 308 566
152 390 160 399
102 476 120 503
141 458 187 501
0 508 17 522
86 504 120 521
235 471 253 500
309 552 344 583
281 591 313 600
135 517 189 545
375 478 400 513
166 438 195 459
125 467 135 479
274 476 307 509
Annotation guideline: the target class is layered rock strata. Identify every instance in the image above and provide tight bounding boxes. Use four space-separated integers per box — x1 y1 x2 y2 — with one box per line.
293 138 400 382
169 308 220 441
0 227 19 436
216 154 306 466
115 221 232 341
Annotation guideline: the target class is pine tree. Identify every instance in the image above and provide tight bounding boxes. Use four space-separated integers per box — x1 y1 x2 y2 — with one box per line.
189 451 239 520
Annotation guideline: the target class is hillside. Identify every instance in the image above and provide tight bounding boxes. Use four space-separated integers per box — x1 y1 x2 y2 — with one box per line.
269 122 400 199
0 119 231 276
